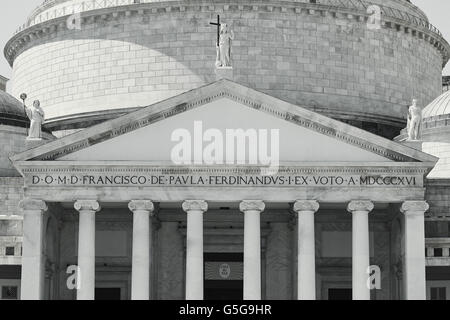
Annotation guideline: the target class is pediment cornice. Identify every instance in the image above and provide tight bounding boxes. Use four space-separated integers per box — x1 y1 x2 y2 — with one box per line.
11 80 438 165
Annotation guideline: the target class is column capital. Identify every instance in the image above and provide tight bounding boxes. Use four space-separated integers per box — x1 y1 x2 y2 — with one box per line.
182 200 208 213
240 200 265 213
293 200 319 213
128 200 155 214
401 201 429 216
74 200 101 213
347 200 374 214
19 199 47 212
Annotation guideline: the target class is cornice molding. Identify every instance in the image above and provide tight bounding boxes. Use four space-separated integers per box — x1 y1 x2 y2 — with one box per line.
10 80 438 167
17 163 430 176
15 90 428 163
5 1 449 67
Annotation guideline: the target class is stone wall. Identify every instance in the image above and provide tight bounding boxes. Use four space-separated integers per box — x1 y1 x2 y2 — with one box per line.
0 177 24 259
425 179 450 221
265 222 293 299
0 126 27 177
0 177 24 217
57 213 77 300
157 221 184 300
6 0 446 132
424 179 450 238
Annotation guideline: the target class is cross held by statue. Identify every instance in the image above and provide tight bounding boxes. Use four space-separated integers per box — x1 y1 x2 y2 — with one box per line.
210 15 221 47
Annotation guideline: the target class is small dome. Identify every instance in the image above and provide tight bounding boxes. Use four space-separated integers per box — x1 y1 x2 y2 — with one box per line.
0 91 29 128
422 90 450 120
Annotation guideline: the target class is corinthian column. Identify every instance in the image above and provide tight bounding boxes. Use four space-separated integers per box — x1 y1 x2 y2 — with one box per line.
240 200 265 300
293 200 319 300
128 200 155 300
19 199 47 300
347 200 374 300
182 200 208 300
401 201 429 300
74 200 101 300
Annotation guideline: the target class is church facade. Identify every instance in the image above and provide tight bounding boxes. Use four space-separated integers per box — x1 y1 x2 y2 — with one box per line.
1 0 450 300
8 80 439 300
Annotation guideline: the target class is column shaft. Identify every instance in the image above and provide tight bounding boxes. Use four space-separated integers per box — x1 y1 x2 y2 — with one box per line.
240 200 265 300
348 201 374 300
244 210 261 300
129 200 154 300
294 200 319 300
19 199 47 300
183 200 208 300
401 201 429 300
75 200 100 300
352 210 370 300
132 210 150 299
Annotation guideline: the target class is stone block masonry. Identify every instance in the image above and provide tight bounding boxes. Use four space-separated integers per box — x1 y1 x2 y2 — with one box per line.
0 177 24 217
0 127 28 177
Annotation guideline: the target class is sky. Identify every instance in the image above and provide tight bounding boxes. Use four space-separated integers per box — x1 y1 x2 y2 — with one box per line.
0 0 449 80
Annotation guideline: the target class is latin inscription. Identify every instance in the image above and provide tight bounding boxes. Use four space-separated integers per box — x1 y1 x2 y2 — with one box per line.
28 174 420 188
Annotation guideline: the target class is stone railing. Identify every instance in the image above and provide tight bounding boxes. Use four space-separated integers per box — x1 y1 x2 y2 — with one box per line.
17 0 136 34
0 236 23 265
14 0 442 38
318 0 440 36
426 238 450 266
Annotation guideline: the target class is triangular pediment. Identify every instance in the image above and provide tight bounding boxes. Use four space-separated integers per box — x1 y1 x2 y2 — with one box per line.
11 80 437 166
58 98 393 163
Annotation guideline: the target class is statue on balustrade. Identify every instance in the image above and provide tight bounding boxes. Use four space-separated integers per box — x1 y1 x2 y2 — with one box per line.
22 94 45 140
406 98 422 141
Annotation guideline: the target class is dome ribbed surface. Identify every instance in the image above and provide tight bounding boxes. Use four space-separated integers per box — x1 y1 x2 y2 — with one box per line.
423 90 450 119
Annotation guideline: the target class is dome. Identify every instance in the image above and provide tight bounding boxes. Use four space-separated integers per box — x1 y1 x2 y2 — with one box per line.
0 91 29 128
0 91 28 177
420 90 450 179
423 90 450 120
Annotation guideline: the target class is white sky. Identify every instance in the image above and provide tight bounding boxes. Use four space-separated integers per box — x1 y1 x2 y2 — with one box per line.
0 0 449 79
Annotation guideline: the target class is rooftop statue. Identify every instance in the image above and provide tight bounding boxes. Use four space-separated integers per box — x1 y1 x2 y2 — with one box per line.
406 98 422 141
22 95 45 140
216 23 234 68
